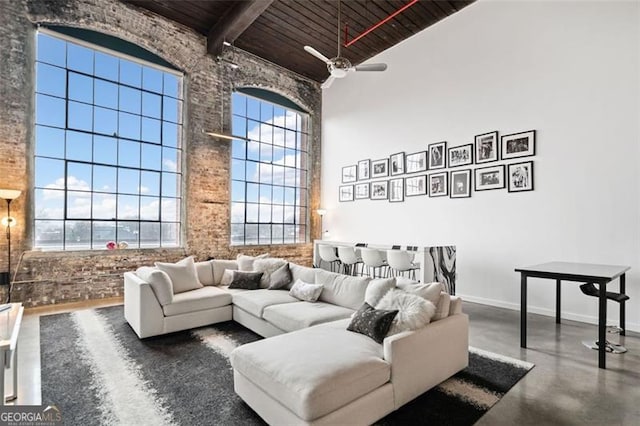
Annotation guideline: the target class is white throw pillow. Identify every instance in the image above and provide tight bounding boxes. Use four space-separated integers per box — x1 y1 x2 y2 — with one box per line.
220 269 235 286
136 267 174 306
289 279 323 302
155 256 203 294
253 258 287 288
376 289 436 336
364 277 396 306
237 253 270 271
396 281 444 306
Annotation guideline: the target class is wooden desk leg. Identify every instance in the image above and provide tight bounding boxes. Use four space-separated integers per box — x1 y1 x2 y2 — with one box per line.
521 273 527 348
620 273 626 336
556 279 561 324
598 281 607 369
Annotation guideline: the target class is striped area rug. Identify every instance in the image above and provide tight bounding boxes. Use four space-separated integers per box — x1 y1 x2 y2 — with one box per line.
40 306 533 425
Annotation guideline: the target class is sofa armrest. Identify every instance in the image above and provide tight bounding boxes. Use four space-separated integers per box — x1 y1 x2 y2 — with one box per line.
383 313 469 408
124 272 165 338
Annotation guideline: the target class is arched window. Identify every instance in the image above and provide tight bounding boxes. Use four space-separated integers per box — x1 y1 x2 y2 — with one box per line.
230 90 310 245
33 28 184 250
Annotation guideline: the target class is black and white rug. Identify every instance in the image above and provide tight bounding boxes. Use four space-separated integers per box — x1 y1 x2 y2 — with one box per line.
40 306 533 425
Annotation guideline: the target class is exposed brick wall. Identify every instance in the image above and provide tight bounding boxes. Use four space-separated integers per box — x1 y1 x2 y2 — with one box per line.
0 0 322 307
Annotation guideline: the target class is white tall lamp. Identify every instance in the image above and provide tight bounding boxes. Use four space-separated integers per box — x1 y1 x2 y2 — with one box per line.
316 208 327 239
0 189 21 301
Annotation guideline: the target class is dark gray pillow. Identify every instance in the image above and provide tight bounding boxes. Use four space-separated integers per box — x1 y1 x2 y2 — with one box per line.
268 263 292 290
347 303 398 344
229 271 263 290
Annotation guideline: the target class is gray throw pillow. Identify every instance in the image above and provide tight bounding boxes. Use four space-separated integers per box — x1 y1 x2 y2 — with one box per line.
347 303 398 344
228 271 264 290
268 263 292 290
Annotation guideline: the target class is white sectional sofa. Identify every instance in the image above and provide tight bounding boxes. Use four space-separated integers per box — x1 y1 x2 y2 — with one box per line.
124 257 469 425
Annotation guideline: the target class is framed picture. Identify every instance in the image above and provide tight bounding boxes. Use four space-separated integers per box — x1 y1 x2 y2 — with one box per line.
448 144 473 168
405 151 427 174
405 175 427 197
475 131 499 164
339 185 354 201
474 165 505 191
390 152 405 176
342 165 357 183
357 159 370 180
428 172 448 197
508 161 534 192
370 181 388 200
389 178 404 203
450 169 472 198
501 130 535 160
371 159 389 178
428 141 447 170
354 183 370 199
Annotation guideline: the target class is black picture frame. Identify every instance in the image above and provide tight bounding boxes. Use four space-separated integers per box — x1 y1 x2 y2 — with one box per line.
405 175 427 197
428 141 447 170
475 131 499 164
371 159 389 179
502 130 536 160
447 144 473 168
405 151 427 174
389 178 404 203
508 161 534 192
354 182 370 199
390 152 405 176
474 165 505 191
339 185 354 202
342 165 357 183
357 159 370 181
450 169 472 198
428 172 448 197
370 180 388 200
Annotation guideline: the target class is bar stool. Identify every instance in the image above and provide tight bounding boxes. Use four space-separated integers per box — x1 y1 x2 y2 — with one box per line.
318 244 341 273
360 248 388 278
580 283 630 354
337 246 363 276
386 250 419 280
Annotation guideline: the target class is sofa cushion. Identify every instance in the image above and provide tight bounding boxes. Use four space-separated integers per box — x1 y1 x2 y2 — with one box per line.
194 261 215 286
135 267 174 306
237 253 269 271
211 260 238 285
434 292 451 321
262 301 354 333
315 269 370 310
347 303 398 344
289 263 316 288
230 319 390 421
364 277 396 306
229 271 263 290
162 286 232 317
289 279 323 302
155 256 203 294
396 281 443 306
376 289 436 336
267 263 293 290
232 289 299 317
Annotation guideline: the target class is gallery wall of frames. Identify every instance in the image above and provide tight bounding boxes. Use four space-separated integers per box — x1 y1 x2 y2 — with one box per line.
338 130 536 202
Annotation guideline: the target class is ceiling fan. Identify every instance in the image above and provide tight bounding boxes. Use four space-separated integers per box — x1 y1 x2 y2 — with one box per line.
304 1 387 89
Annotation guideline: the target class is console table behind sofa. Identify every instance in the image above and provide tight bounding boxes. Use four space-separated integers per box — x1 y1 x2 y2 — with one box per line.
313 240 457 295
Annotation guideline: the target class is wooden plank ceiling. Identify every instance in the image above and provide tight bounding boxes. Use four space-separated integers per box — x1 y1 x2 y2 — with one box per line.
123 0 475 82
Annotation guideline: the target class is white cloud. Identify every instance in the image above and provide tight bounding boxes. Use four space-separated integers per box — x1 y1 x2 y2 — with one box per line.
163 159 177 172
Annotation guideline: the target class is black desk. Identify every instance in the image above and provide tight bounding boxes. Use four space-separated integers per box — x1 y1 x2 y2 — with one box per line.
516 262 630 369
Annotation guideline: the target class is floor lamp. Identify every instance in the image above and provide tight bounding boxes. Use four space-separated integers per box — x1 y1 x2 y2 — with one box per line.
0 189 21 303
316 208 327 239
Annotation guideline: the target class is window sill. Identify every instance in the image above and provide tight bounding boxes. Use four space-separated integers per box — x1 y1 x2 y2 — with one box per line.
25 246 186 258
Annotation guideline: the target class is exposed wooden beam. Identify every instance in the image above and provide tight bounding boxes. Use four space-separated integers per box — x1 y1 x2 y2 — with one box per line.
207 0 274 56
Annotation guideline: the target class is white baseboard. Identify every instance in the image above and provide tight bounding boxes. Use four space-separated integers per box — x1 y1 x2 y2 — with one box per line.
459 293 640 333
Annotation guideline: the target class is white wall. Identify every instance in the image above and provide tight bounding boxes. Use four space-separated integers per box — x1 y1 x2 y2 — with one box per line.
321 0 640 330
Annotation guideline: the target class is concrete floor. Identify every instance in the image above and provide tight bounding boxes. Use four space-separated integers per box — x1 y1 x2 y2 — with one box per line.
10 301 640 425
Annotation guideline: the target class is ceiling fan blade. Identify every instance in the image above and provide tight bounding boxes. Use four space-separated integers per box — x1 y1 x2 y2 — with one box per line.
353 63 388 72
321 76 336 89
304 45 331 64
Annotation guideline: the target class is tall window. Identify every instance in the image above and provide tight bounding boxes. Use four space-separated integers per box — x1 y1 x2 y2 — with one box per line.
230 92 309 245
34 31 183 250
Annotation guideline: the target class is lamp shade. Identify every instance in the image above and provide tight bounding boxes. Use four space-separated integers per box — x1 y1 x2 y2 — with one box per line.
0 189 21 200
1 217 16 227
316 208 327 216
